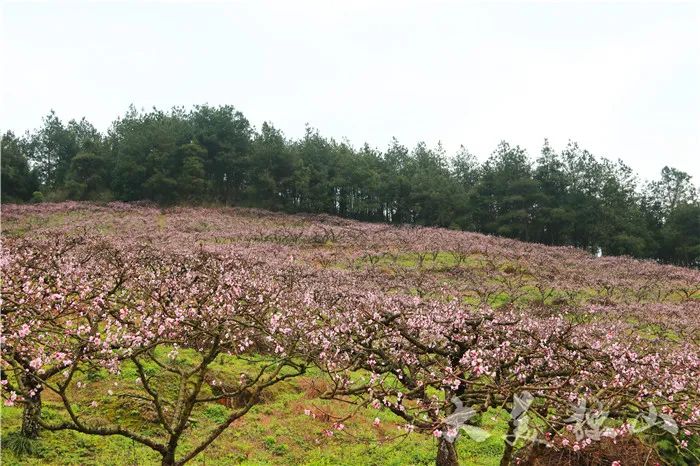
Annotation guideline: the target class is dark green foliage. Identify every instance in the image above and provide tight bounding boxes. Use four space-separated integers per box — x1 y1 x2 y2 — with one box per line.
3 431 44 458
472 141 542 240
65 151 110 200
659 203 700 266
6 106 699 266
1 131 39 202
652 430 700 466
30 191 44 203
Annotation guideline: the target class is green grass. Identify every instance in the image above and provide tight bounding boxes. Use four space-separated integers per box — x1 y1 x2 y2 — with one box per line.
0 210 112 238
1 348 507 465
0 364 510 466
350 251 487 270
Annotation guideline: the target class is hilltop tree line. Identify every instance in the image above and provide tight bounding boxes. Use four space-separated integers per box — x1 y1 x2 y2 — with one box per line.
2 105 698 265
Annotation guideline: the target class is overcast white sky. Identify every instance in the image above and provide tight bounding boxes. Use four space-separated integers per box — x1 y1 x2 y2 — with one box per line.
1 1 698 181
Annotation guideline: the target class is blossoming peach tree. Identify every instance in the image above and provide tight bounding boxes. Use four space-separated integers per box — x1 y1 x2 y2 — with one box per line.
1 236 316 466
1 234 131 439
309 287 700 466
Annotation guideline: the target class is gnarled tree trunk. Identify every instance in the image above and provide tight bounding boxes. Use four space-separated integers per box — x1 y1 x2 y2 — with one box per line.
436 436 459 466
500 417 517 466
20 375 42 439
161 449 176 466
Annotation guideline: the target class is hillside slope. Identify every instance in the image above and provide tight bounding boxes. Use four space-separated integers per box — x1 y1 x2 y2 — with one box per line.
1 202 698 466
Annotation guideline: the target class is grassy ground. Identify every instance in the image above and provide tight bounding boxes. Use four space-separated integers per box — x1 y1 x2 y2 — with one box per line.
0 367 510 465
